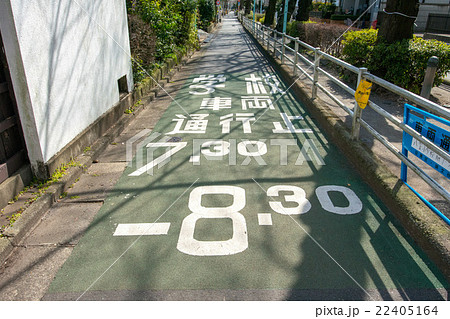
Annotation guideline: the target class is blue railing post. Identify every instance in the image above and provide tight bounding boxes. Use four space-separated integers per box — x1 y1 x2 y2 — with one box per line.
401 106 410 182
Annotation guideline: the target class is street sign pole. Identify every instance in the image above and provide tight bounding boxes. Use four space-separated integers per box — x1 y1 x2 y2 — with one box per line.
282 0 288 34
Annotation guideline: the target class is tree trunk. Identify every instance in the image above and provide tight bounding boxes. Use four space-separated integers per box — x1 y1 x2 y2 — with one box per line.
264 0 277 27
276 0 297 32
377 0 419 44
296 0 312 21
244 0 252 15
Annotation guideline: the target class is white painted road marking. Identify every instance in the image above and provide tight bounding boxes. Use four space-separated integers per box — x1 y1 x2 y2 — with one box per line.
257 213 273 226
113 223 171 236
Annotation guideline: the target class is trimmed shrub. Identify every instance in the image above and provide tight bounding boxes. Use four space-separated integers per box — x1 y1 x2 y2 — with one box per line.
370 40 411 90
247 13 264 21
286 21 302 39
341 29 377 67
342 29 450 93
287 21 353 57
409 38 450 90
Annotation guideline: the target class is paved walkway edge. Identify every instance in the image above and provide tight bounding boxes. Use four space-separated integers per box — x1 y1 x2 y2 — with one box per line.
0 46 199 266
242 24 450 283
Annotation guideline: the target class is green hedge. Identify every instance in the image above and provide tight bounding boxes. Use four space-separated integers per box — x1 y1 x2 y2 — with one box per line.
127 0 199 84
342 29 450 93
247 13 264 21
341 29 377 67
128 0 198 63
198 0 215 31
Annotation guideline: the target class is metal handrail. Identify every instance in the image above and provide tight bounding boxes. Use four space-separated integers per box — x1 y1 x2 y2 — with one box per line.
363 73 450 121
239 15 450 206
320 51 359 73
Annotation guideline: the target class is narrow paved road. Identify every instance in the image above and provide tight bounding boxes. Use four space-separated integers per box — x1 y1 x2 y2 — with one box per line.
44 15 448 301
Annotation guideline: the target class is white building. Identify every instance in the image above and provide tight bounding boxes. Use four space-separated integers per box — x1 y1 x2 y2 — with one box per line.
402 0 450 31
0 0 133 180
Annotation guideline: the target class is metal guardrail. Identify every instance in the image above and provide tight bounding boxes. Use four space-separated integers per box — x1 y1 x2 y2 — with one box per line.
239 15 450 209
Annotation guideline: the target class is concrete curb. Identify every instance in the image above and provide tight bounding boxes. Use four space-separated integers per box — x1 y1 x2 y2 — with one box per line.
242 25 450 282
0 166 33 209
0 161 88 265
0 47 198 266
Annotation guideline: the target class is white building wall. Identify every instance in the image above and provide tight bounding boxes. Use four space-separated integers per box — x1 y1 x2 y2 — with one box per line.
0 0 133 169
415 3 450 31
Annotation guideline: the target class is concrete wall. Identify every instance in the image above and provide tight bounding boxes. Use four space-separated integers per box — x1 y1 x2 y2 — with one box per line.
415 2 450 31
0 0 133 175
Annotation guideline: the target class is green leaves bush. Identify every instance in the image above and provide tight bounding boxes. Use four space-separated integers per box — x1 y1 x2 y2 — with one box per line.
131 0 198 62
342 29 450 93
247 13 264 21
317 2 336 19
341 29 377 67
408 38 450 91
127 0 202 83
198 0 215 31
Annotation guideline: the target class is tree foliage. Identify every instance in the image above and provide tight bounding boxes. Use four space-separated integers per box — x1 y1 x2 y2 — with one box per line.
198 0 215 31
129 0 198 61
126 0 205 83
127 13 157 83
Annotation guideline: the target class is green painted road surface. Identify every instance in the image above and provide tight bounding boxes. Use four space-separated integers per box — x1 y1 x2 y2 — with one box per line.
44 17 448 300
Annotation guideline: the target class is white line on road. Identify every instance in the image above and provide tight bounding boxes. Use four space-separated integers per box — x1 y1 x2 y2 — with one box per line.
113 223 171 236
